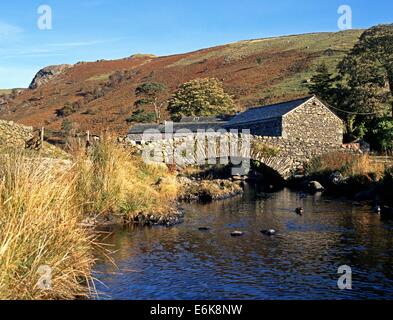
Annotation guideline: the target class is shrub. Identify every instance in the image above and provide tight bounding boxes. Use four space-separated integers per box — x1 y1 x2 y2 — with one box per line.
56 101 82 117
126 109 156 123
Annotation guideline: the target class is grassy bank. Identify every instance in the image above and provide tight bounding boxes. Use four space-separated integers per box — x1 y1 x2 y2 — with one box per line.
0 137 179 300
306 152 386 179
73 135 179 222
302 152 393 202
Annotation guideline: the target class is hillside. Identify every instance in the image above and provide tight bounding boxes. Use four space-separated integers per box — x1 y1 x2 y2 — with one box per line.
0 30 363 135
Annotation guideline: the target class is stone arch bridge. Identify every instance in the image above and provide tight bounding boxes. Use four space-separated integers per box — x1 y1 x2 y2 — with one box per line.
135 132 344 180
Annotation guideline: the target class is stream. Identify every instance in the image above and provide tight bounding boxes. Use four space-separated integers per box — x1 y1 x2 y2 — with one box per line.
93 185 393 300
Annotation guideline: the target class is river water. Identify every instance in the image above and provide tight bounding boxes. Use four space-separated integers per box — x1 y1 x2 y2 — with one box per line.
93 185 393 300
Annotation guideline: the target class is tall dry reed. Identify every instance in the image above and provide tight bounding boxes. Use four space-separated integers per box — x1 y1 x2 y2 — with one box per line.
0 151 96 300
0 136 179 300
72 135 179 221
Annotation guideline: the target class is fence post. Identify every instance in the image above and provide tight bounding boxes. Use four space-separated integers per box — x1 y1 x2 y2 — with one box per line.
40 127 45 150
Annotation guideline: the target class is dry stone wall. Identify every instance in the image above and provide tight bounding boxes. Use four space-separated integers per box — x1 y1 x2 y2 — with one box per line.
0 119 34 149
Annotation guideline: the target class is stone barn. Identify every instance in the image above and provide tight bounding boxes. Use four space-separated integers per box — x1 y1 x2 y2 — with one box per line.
126 96 345 178
224 96 344 146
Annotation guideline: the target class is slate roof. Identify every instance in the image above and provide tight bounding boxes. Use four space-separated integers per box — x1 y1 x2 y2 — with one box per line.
179 115 232 123
128 124 163 134
128 120 226 137
225 96 314 126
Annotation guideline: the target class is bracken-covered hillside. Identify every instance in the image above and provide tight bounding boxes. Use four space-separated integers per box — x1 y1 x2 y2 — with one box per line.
0 30 362 135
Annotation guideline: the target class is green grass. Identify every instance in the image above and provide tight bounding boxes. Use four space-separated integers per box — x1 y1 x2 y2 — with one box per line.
170 30 362 67
129 53 158 59
86 73 113 82
0 89 12 95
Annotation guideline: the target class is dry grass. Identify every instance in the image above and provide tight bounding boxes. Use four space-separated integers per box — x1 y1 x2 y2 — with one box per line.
251 141 280 157
306 152 385 179
72 134 179 221
0 136 179 300
0 151 96 300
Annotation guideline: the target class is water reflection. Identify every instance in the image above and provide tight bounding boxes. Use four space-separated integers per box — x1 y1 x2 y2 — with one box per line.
94 185 393 300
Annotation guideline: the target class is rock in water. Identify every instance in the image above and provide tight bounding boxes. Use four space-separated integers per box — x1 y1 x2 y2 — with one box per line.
329 172 346 185
261 229 276 236
231 231 245 237
308 181 325 192
295 207 304 215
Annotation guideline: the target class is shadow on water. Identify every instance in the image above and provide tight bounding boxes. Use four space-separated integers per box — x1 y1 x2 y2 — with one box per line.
93 184 393 300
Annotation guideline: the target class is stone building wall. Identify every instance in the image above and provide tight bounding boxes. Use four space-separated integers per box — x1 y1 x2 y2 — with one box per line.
282 98 344 146
253 135 345 175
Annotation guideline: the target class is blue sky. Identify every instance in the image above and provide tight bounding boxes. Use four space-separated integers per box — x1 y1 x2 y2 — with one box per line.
0 0 392 88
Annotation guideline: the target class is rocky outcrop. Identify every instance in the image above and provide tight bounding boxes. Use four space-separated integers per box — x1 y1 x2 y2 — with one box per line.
29 64 73 89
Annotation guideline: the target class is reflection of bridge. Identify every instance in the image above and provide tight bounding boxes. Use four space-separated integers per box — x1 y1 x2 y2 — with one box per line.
140 132 344 179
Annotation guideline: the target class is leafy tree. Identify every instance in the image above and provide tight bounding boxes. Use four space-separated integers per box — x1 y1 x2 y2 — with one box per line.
371 117 393 152
308 63 354 133
338 24 393 116
134 82 167 123
126 109 156 123
308 63 336 104
167 78 236 121
309 25 393 150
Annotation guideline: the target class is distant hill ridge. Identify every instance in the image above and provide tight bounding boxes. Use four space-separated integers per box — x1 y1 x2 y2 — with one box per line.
0 29 363 135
